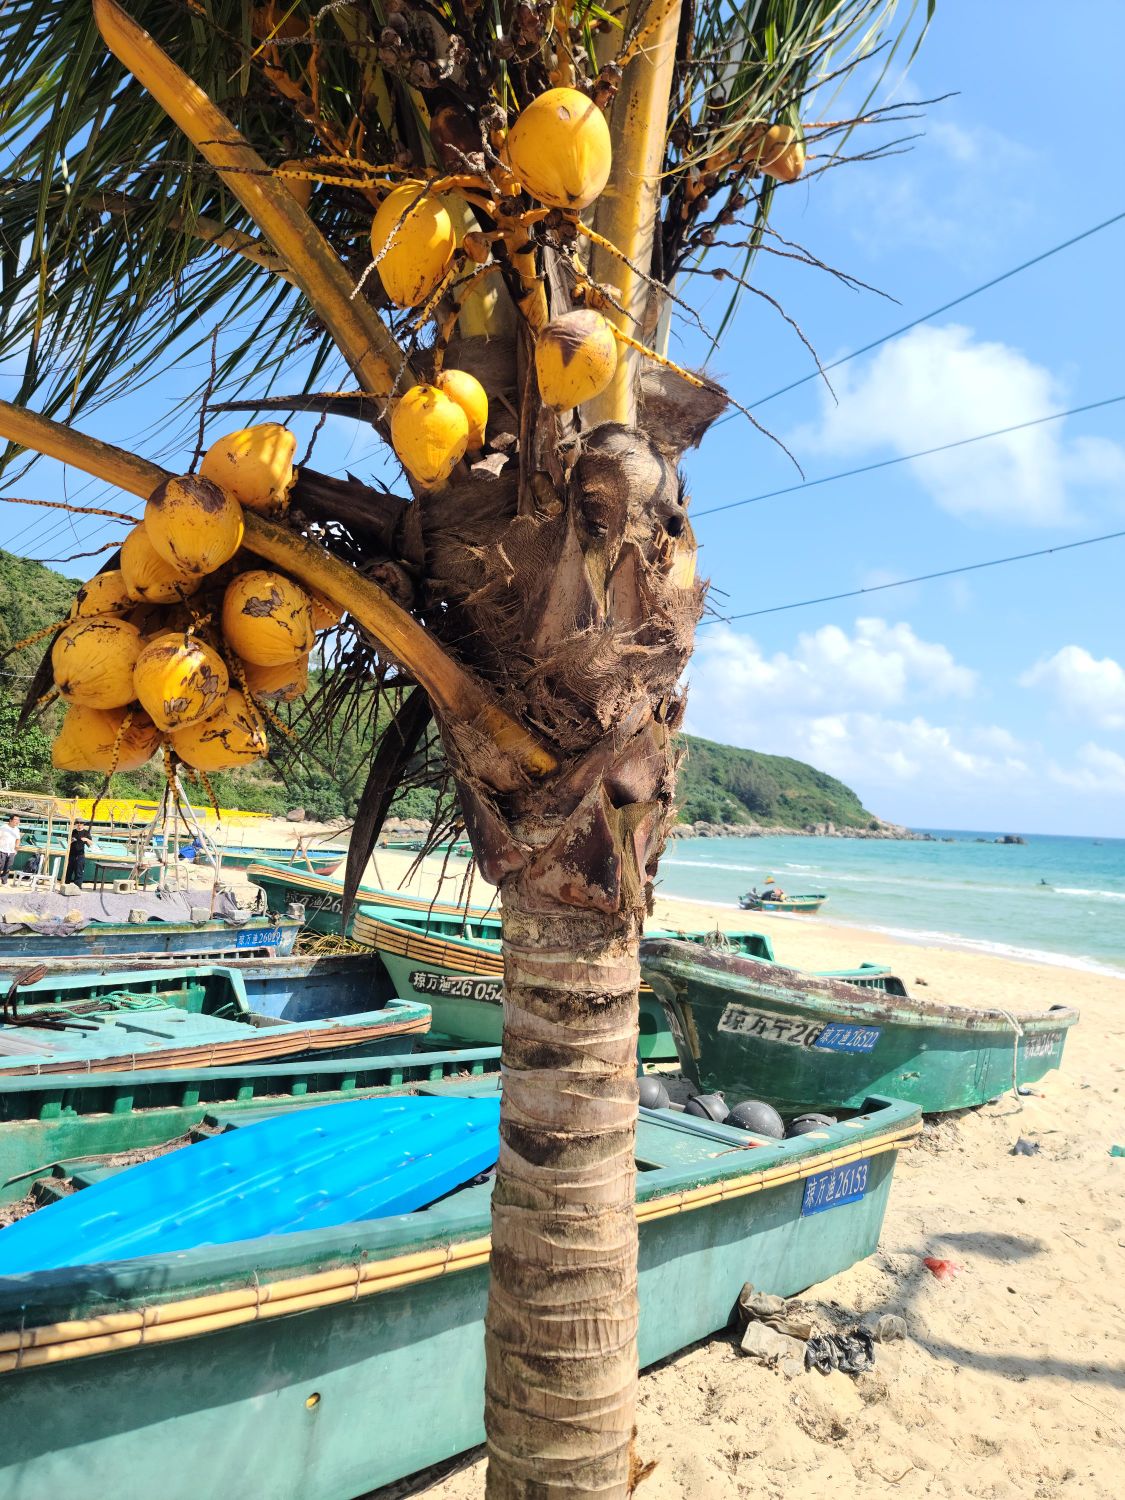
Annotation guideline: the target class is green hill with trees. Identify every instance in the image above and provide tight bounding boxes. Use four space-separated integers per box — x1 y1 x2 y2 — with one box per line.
676 734 877 830
1 552 878 830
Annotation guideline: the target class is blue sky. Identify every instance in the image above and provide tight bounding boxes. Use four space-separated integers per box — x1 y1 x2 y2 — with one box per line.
681 1 1125 835
2 2 1123 835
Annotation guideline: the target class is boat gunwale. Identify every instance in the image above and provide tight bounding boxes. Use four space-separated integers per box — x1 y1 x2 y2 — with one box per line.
0 997 433 1078
640 939 1080 1033
0 951 385 982
0 1044 503 1103
247 862 496 918
0 1094 920 1364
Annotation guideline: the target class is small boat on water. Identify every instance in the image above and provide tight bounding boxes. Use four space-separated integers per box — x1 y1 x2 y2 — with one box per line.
739 889 827 914
0 1076 919 1496
640 938 1080 1115
0 966 430 1078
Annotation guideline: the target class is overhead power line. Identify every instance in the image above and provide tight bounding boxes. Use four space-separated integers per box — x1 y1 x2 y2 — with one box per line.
728 208 1125 415
705 529 1125 622
695 393 1125 518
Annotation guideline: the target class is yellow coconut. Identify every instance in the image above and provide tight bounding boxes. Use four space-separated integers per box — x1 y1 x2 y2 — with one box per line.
52 704 160 773
308 587 343 631
504 88 611 211
133 632 229 732
120 524 200 604
69 570 131 620
221 571 314 666
172 690 268 771
534 310 618 409
241 654 309 704
747 124 806 182
369 183 456 308
200 423 298 516
390 384 469 488
51 618 142 710
435 368 488 452
144 474 244 578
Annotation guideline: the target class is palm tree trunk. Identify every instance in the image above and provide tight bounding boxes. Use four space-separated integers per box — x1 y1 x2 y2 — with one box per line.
486 863 642 1497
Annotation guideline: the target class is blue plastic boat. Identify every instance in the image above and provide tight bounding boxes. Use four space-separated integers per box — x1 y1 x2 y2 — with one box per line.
0 1095 501 1273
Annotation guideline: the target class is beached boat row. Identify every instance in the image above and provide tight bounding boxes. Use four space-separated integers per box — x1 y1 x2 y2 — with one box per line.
0 842 1078 1496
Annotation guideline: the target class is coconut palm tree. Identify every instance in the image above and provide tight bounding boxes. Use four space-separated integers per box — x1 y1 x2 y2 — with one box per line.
0 3 931 1491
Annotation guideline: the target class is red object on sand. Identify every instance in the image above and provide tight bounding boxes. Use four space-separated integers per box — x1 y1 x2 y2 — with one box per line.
923 1256 962 1282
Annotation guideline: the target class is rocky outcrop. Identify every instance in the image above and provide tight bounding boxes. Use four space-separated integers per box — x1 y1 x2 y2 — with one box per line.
666 817 927 842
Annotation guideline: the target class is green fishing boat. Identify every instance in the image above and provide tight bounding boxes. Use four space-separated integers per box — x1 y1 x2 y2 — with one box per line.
0 1045 502 1203
355 905 838 1059
739 890 827 914
0 966 431 1078
0 1079 920 1497
351 904 896 1061
640 939 1080 1115
244 860 468 935
349 903 720 1059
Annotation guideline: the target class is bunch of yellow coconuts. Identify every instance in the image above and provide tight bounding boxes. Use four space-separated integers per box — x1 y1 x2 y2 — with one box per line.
50 423 341 781
376 87 622 489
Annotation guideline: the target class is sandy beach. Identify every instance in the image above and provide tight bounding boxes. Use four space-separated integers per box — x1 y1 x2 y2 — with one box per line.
219 826 1125 1498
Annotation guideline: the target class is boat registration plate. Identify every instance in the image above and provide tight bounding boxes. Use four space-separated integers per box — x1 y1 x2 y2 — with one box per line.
409 970 503 1002
801 1157 870 1216
813 1022 881 1053
235 927 284 949
1022 1030 1063 1059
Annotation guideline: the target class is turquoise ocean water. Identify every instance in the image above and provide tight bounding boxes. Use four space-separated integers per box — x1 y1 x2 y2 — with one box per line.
658 831 1125 975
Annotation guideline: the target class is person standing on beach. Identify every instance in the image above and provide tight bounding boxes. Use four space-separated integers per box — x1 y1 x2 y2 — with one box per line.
0 815 21 883
65 822 92 889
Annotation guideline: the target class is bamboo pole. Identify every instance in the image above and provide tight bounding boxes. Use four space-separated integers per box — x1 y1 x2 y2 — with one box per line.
585 0 684 427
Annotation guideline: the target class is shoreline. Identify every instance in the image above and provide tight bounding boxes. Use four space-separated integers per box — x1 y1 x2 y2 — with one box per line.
651 888 1125 980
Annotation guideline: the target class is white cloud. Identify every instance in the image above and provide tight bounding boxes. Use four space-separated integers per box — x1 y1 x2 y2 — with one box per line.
692 617 975 716
1022 645 1125 730
1048 743 1125 796
792 324 1125 525
684 620 1021 801
799 713 1030 789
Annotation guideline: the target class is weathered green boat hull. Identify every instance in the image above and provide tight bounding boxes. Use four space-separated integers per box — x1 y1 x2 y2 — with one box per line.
376 947 678 1059
0 1046 502 1204
641 939 1080 1114
0 1086 919 1498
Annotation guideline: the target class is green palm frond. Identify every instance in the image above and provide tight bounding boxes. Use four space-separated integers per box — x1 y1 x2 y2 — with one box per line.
0 0 933 451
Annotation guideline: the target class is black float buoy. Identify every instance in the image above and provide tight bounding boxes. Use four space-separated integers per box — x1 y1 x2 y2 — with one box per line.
784 1112 838 1138
638 1076 671 1110
725 1099 784 1137
684 1092 729 1124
